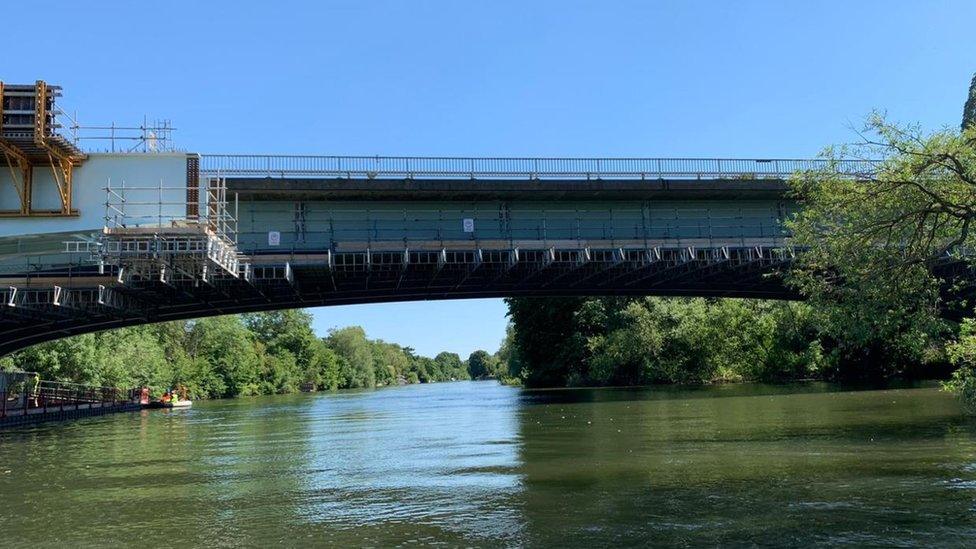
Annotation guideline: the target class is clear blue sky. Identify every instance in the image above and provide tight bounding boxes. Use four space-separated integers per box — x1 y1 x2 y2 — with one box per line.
5 1 973 357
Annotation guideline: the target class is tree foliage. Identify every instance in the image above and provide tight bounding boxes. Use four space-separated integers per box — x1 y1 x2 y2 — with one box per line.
945 318 976 412
467 350 498 379
787 113 976 377
434 351 468 381
503 297 835 388
964 73 976 131
1 310 467 399
327 326 375 389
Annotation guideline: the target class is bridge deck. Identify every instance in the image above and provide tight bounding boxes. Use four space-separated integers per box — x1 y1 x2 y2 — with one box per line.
0 154 879 356
0 241 798 355
224 176 792 201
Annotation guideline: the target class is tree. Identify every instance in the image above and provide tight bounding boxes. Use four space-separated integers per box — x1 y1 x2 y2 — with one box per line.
467 350 496 379
434 351 466 381
495 323 523 383
944 317 976 411
326 326 375 388
787 113 973 377
243 310 319 373
187 316 261 397
308 341 343 390
964 73 976 130
412 356 435 383
171 355 226 400
5 334 100 384
374 341 411 385
504 297 592 387
95 326 171 391
255 344 301 394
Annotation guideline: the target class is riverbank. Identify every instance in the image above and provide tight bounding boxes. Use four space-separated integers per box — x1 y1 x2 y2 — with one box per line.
495 373 949 393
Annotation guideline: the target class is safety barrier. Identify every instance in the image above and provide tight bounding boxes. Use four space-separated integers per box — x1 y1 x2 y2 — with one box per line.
0 378 145 426
200 155 876 180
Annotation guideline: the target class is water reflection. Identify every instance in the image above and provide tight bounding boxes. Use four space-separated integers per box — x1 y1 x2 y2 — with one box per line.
296 384 524 543
1 381 975 547
514 382 976 546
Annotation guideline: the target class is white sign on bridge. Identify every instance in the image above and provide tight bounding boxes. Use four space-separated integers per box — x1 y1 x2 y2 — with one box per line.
268 231 281 246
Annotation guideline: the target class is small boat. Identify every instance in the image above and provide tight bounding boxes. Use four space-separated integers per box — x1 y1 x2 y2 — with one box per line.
146 398 192 409
150 386 192 409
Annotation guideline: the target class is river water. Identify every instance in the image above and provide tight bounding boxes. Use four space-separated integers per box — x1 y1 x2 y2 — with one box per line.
1 381 975 547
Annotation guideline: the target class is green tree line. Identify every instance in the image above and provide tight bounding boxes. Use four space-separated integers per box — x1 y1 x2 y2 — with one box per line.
0 310 477 399
498 296 953 388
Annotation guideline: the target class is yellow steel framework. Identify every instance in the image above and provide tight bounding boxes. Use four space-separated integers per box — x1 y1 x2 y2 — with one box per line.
0 80 86 217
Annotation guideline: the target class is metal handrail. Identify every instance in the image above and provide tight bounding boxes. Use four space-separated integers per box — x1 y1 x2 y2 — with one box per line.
0 379 141 419
102 178 240 244
200 155 876 180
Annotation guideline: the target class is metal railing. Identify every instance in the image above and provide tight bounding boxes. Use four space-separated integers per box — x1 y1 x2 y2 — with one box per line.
69 119 177 154
103 177 238 239
96 177 247 280
36 380 123 406
200 155 876 180
1 379 141 419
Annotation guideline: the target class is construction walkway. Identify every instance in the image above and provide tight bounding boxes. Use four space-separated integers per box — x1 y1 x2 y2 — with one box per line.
0 373 146 428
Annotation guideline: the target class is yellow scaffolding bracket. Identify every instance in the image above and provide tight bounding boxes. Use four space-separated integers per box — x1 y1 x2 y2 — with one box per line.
0 80 86 217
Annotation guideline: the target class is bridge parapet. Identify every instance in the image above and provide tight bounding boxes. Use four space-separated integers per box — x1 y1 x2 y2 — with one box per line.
201 154 875 180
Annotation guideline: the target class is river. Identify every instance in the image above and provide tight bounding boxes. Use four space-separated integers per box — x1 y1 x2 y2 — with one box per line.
1 381 975 547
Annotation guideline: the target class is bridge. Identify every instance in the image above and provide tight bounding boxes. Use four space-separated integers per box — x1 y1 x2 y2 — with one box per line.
0 81 873 355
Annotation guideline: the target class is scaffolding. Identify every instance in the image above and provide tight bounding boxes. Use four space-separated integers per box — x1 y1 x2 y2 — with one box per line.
66 116 176 154
0 80 87 217
95 176 248 285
